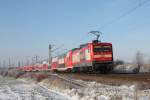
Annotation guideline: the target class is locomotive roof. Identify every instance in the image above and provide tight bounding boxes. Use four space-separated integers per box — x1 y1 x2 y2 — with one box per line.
79 43 88 48
70 42 112 51
71 48 80 51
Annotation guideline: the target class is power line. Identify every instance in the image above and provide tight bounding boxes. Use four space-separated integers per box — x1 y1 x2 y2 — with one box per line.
99 0 150 29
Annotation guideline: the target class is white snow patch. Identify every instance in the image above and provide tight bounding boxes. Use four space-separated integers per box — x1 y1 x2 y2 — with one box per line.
39 79 150 100
0 76 69 100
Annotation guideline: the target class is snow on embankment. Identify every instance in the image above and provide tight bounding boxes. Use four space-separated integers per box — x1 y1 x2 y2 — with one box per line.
0 76 70 100
39 79 150 100
0 69 150 100
0 68 25 78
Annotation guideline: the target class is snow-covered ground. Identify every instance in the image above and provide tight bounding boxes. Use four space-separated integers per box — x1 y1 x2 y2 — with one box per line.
0 76 69 100
0 75 150 100
39 79 150 100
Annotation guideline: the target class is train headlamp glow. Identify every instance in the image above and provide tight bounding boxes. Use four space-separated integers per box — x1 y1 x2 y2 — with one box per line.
94 54 112 58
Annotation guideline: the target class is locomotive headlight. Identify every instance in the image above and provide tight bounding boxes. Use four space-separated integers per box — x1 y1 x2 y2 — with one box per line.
94 54 112 58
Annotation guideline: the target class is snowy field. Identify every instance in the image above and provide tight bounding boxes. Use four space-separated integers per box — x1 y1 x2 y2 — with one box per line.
39 79 150 100
0 76 69 100
0 75 150 100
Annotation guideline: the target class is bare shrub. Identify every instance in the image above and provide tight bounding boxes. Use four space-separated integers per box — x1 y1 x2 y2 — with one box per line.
135 51 146 72
136 51 144 68
114 59 124 67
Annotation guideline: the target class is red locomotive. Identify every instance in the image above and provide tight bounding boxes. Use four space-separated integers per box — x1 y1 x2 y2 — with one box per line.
51 40 113 73
51 31 113 73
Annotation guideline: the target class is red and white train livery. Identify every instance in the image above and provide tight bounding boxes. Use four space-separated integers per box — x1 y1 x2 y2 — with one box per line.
51 40 113 73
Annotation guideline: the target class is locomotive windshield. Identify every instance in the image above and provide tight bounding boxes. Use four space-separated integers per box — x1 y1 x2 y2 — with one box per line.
94 45 112 52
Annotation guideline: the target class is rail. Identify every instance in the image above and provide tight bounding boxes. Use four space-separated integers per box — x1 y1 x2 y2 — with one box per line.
48 74 87 89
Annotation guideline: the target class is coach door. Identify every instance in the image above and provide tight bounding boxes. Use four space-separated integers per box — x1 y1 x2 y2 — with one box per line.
65 51 73 69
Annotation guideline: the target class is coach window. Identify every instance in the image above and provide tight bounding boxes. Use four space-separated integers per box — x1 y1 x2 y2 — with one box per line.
88 49 90 53
80 51 85 60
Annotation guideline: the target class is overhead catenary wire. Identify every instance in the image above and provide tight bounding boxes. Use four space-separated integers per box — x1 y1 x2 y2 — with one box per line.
83 0 150 44
99 0 150 29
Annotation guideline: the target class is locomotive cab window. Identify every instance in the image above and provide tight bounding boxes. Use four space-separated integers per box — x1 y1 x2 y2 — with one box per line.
94 45 112 52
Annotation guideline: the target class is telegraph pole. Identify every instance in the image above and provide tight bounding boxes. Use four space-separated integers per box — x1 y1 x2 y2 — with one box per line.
32 57 34 64
3 60 6 68
49 44 52 67
21 60 24 66
0 60 1 68
18 61 21 67
26 56 30 65
8 58 11 68
35 55 38 63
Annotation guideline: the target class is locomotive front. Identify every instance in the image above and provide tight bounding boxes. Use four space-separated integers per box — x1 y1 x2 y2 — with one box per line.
91 41 113 73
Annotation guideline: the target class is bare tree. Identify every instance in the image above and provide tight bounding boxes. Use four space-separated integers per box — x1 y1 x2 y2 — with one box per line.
114 59 124 66
136 51 144 71
148 58 150 71
148 58 150 65
0 60 1 68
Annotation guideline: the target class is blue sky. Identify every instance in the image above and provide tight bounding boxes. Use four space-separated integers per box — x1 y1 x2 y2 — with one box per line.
0 0 150 65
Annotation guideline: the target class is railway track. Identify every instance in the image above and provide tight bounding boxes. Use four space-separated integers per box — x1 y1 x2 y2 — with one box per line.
58 73 150 80
8 70 150 89
31 71 150 87
57 73 150 88
48 74 87 89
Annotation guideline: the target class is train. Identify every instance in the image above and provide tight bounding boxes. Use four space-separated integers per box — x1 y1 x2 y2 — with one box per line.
18 31 114 73
18 40 113 73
